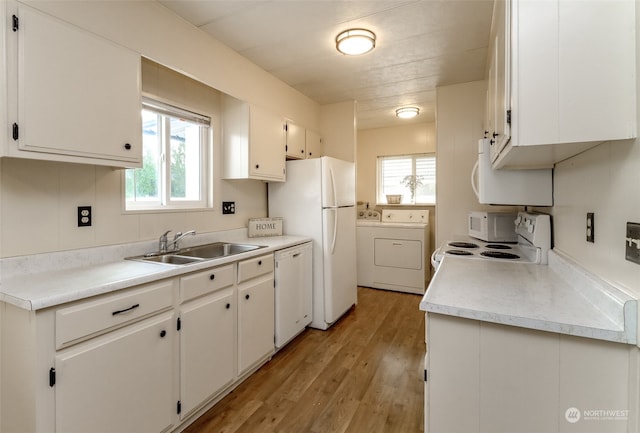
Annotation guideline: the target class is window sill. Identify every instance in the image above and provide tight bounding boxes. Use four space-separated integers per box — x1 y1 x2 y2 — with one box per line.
375 203 436 207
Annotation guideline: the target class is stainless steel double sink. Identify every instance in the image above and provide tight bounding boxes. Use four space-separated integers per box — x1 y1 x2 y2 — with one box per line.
127 242 266 266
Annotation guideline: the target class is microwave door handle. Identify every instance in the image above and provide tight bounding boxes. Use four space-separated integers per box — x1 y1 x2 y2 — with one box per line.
471 160 480 199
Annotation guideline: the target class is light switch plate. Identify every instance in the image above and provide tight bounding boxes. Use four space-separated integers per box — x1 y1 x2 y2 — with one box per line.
222 201 235 215
626 222 640 265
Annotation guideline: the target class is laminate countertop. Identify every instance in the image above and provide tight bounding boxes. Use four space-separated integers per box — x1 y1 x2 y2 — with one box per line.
419 250 637 344
0 233 311 311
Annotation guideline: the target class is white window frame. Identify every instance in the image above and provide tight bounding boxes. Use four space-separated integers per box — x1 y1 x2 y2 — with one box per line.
376 153 436 205
124 97 212 212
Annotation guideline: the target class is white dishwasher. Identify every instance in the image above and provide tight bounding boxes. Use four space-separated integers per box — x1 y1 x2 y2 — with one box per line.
274 242 312 349
356 209 429 294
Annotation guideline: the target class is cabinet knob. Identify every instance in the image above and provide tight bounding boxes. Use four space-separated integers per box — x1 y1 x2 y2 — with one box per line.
309 152 312 156
492 132 499 138
124 143 132 150
258 260 262 266
226 303 231 309
301 149 304 154
245 294 250 300
255 164 260 169
490 139 495 145
210 274 215 280
160 330 167 338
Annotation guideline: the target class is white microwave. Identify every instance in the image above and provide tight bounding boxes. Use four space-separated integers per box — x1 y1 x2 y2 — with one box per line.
468 211 518 242
472 139 553 206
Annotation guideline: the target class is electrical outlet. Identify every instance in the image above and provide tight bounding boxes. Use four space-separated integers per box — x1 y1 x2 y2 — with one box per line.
586 212 594 243
626 222 640 265
222 201 235 215
77 206 92 227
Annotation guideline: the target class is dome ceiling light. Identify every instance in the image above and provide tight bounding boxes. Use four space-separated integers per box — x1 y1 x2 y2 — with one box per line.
396 106 420 119
335 28 376 56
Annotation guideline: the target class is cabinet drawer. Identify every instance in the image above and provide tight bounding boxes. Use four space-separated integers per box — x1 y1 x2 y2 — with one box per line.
56 279 175 349
237 254 274 283
180 264 235 303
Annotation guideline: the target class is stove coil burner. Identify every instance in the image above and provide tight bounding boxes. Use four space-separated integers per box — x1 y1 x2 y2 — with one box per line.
447 242 479 249
480 251 520 260
485 244 512 250
445 249 474 256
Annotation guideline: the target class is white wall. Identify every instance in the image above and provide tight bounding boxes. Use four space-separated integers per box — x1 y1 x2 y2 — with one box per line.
320 101 357 162
0 1 324 257
435 80 518 246
552 140 640 294
548 2 640 295
357 122 437 256
357 122 436 206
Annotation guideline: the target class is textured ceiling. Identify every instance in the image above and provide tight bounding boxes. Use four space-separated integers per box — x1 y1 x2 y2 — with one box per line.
158 0 494 130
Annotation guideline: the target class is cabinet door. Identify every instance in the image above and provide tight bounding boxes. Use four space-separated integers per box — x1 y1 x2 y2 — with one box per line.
285 121 306 159
180 288 236 418
488 0 510 160
305 129 322 159
249 104 285 180
238 277 275 375
55 312 175 433
11 5 141 167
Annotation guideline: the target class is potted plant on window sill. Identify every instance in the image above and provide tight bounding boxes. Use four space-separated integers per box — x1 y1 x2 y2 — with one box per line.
401 175 423 202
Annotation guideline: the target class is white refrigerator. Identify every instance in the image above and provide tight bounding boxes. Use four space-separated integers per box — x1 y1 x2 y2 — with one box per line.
268 156 357 330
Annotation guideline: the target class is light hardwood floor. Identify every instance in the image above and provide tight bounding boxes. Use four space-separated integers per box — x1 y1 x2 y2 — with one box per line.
184 287 425 433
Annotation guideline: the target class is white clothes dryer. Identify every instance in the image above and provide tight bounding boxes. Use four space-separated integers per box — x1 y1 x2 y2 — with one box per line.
356 209 429 294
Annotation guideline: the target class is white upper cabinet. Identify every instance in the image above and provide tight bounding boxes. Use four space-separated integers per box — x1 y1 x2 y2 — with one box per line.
285 120 306 159
222 94 286 182
4 3 142 168
305 129 322 159
489 0 636 169
285 121 322 160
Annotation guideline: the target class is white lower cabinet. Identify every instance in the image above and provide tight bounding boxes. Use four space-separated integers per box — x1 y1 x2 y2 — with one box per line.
237 254 275 376
425 313 637 433
55 312 176 433
179 265 236 419
1 252 281 433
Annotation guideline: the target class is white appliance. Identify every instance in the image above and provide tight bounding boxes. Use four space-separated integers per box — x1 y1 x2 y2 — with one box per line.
357 209 429 295
472 138 553 206
468 211 518 243
268 156 357 330
432 211 552 270
274 242 312 349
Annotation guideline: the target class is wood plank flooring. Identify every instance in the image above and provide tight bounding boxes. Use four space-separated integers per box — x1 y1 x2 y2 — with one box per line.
184 287 425 433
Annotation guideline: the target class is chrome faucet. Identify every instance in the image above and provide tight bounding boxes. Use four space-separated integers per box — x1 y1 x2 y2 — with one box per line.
172 230 196 251
158 230 172 253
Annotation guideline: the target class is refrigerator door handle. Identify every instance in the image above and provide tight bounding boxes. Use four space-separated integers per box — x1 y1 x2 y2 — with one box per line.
330 208 338 254
329 167 337 207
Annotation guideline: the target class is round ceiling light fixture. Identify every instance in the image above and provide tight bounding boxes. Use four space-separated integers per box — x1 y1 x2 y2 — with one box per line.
336 28 376 55
396 106 420 119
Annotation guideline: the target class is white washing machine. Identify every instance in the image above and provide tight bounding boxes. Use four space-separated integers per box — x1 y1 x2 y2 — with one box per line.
356 209 429 294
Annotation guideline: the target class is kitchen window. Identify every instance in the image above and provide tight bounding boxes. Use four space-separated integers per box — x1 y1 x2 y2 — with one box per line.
377 153 436 205
125 98 211 211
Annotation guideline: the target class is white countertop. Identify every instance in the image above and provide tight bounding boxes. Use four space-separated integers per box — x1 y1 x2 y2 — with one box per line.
420 250 637 344
0 234 311 311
